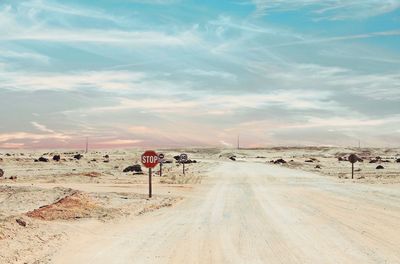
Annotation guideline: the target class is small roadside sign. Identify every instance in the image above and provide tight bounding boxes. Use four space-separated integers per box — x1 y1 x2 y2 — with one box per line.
141 150 159 198
348 154 359 179
158 153 165 177
180 153 188 175
180 153 188 162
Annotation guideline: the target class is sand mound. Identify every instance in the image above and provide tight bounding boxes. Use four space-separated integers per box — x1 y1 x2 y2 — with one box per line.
83 171 101 177
26 192 102 221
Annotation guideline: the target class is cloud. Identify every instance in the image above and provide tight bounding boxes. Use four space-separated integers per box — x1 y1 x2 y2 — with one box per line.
0 132 70 143
0 50 49 63
0 4 199 46
251 0 400 19
100 139 142 145
31 122 55 133
0 70 147 91
269 30 400 48
183 69 237 81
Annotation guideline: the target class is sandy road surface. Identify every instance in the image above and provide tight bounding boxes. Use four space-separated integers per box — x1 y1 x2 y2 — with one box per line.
53 162 400 264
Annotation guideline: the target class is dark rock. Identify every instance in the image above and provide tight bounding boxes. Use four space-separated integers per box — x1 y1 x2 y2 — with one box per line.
0 168 4 177
163 160 173 164
229 156 236 161
16 218 26 227
53 155 61 162
34 159 39 162
305 159 314 163
173 155 181 161
91 159 97 162
315 165 321 169
396 158 400 163
123 165 143 173
38 157 49 162
181 159 197 164
369 159 378 163
5 153 11 156
376 165 384 170
73 154 83 160
9 176 17 180
274 159 287 164
338 157 344 161
103 160 109 163
104 155 109 159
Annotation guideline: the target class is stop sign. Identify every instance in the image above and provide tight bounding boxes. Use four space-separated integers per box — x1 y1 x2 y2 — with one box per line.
141 150 159 168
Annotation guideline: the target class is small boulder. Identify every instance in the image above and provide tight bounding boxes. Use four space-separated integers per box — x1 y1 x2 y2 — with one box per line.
396 158 400 163
38 157 49 162
16 218 26 227
73 154 83 160
173 155 181 161
274 159 287 164
305 159 314 163
53 155 61 162
315 165 321 169
123 165 143 173
229 156 236 161
376 165 384 170
104 155 109 159
0 168 4 177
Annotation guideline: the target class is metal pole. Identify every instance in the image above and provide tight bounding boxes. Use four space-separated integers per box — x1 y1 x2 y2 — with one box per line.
149 168 152 198
183 163 185 175
160 162 162 177
351 163 354 179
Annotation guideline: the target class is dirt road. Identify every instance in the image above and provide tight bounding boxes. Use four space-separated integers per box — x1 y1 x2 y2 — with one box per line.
53 162 400 264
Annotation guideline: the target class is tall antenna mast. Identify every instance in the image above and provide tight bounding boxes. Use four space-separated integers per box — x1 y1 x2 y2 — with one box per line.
85 137 89 153
237 134 240 150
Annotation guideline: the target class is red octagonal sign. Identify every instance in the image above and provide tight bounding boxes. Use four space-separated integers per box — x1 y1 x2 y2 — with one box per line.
141 150 159 169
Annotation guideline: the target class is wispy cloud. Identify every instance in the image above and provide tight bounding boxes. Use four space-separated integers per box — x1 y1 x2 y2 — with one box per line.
31 122 55 133
251 0 400 19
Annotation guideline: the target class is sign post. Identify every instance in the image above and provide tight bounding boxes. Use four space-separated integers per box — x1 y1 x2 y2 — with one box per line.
348 154 359 179
158 153 165 177
180 153 188 175
141 150 159 198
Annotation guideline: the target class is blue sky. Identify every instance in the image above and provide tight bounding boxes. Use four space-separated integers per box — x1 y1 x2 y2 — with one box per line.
0 0 399 149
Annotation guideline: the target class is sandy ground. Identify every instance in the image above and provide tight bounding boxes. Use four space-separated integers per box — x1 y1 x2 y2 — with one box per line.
0 149 209 263
52 161 400 264
0 147 399 263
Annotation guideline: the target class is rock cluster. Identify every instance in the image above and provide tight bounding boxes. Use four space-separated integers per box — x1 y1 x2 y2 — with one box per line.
123 165 143 174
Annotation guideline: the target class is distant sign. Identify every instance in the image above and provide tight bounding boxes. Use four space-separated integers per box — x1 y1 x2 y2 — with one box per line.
348 154 359 180
158 153 165 161
348 154 359 164
141 150 159 169
180 153 188 162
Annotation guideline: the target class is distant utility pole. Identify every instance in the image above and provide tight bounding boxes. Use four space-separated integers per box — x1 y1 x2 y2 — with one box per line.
85 137 89 153
237 134 240 150
358 140 361 149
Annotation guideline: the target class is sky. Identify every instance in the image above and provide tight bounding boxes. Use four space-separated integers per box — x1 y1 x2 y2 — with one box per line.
0 0 399 149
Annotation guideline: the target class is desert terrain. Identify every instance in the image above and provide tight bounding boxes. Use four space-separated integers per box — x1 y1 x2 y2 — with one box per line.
0 147 399 263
